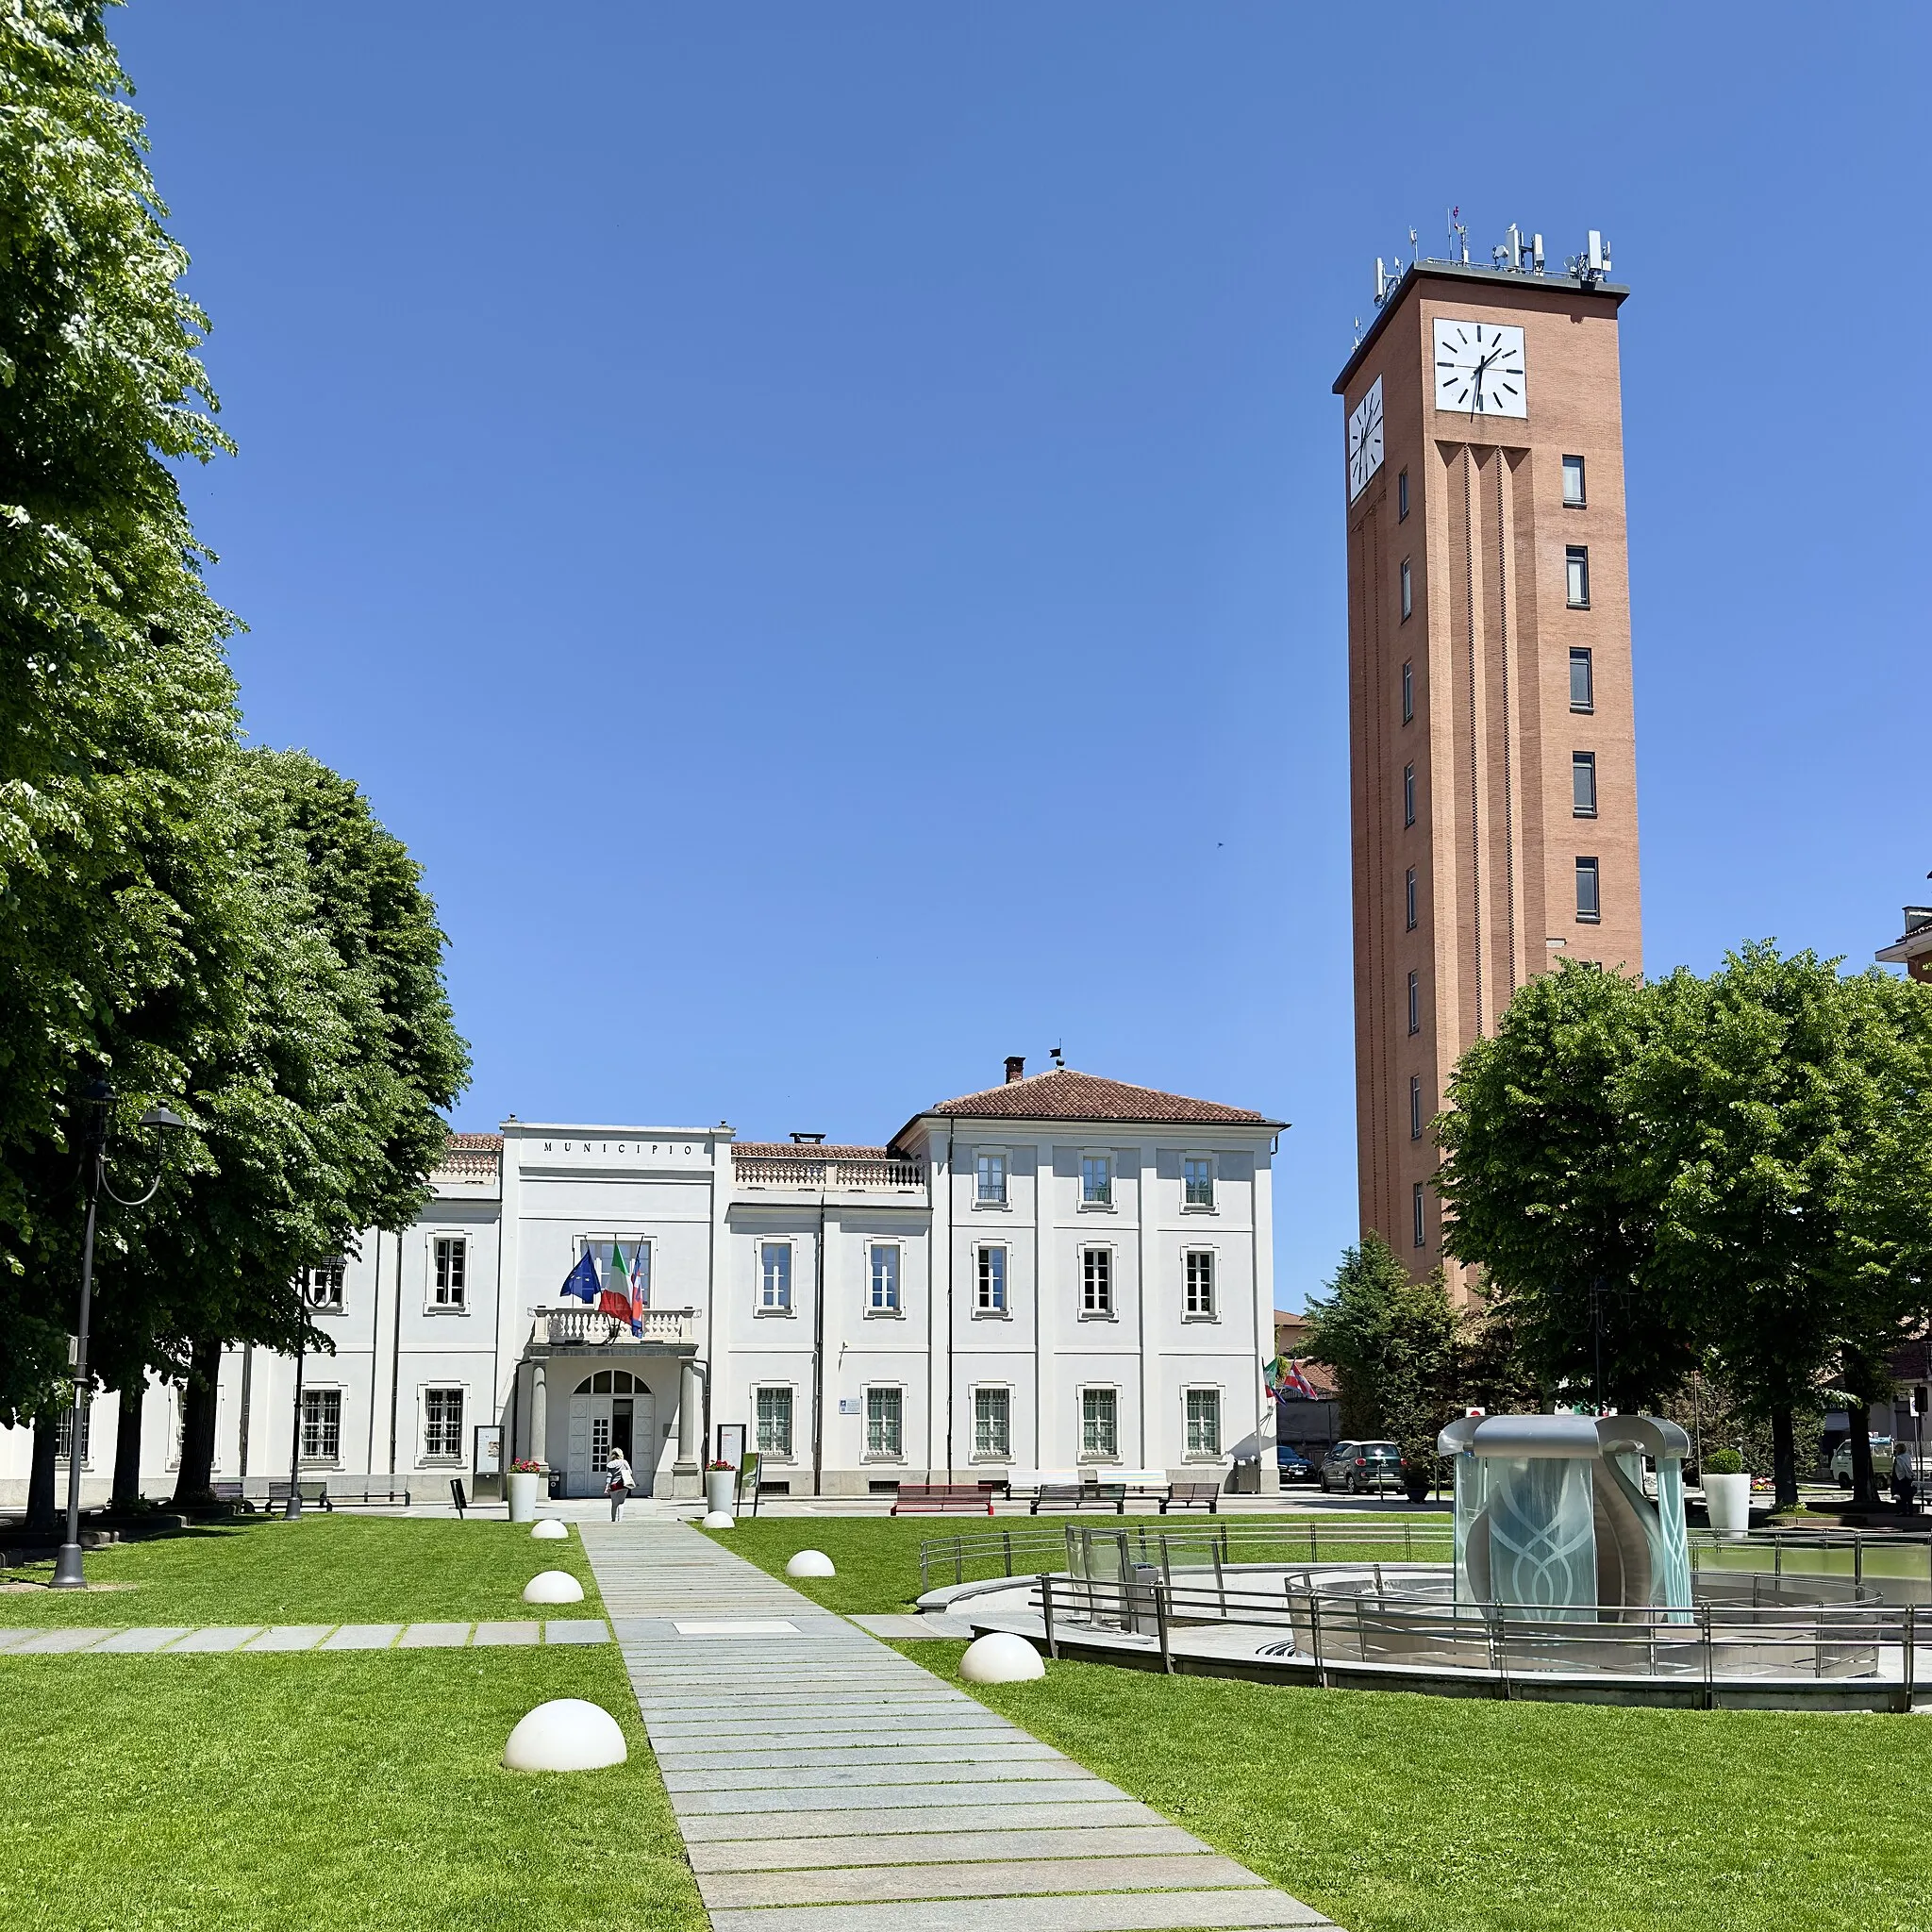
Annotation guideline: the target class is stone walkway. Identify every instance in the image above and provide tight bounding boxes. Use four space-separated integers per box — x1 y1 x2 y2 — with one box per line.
0 1618 609 1654
580 1520 1333 1931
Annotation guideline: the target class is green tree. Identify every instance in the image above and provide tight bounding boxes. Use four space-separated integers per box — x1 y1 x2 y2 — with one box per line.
0 2 239 1427
1435 959 1699 1410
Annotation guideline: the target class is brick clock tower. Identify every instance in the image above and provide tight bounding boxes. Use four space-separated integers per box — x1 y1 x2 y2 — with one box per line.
1333 234 1642 1282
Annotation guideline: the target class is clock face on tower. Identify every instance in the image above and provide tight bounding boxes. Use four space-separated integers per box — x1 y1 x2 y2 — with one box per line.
1347 375 1384 503
1433 319 1527 418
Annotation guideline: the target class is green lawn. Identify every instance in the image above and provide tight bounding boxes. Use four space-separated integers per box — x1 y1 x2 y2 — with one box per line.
0 1644 704 1932
918 1641 1932 1932
0 1516 601 1625
708 1511 1450 1616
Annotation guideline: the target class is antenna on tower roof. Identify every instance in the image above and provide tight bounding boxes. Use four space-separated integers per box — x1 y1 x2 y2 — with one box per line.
1409 226 1419 265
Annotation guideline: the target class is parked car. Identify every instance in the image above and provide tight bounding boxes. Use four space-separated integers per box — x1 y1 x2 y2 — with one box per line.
1276 1443 1315 1482
1319 1440 1402 1494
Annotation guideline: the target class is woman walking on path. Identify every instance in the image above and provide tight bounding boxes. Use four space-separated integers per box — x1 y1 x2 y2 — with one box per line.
606 1448 636 1522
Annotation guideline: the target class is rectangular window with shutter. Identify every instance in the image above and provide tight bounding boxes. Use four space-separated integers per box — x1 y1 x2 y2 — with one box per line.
756 1386 793 1457
433 1238 466 1308
1576 856 1602 923
1186 1389 1222 1457
423 1387 462 1460
976 1245 1007 1313
1184 1251 1215 1319
1081 1248 1113 1317
302 1389 342 1464
865 1387 903 1458
1081 1388 1118 1460
974 1388 1010 1460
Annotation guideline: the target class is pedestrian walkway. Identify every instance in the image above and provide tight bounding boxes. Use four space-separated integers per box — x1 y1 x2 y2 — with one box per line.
580 1520 1333 1931
0 1618 608 1655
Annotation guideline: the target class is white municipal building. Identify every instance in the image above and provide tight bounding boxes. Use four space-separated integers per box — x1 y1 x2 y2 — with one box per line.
1 1063 1288 1504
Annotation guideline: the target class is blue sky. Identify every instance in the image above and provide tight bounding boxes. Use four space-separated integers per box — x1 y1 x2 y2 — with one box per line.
118 4 1930 1309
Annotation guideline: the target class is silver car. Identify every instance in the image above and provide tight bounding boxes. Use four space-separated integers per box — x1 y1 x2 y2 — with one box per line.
1319 1440 1401 1495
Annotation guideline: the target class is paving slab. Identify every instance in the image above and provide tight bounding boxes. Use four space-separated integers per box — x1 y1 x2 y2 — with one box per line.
674 1619 800 1635
473 1621 541 1646
653 1724 1018 1751
706 1895 1331 1932
0 1628 48 1652
244 1625 334 1652
688 1824 1206 1872
543 1620 610 1644
92 1627 194 1654
398 1622 472 1648
671 1778 1127 1814
676 1801 1170 1844
321 1624 402 1650
699 1853 1268 1908
169 1626 264 1653
8 1627 113 1653
850 1612 976 1640
659 1741 1066 1774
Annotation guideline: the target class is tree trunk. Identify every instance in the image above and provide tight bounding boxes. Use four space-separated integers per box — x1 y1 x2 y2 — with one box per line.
112 1383 145 1513
25 1414 58 1530
170 1336 223 1510
1849 1401 1881 1510
1771 1407 1798 1510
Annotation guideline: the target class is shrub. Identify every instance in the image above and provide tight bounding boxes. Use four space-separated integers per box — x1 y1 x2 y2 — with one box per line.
1703 1448 1744 1475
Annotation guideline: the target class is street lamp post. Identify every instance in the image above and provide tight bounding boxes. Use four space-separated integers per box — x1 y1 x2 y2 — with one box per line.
50 1084 185 1591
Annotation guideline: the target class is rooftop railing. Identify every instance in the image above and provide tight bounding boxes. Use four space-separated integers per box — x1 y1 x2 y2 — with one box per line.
532 1307 696 1346
734 1155 925 1190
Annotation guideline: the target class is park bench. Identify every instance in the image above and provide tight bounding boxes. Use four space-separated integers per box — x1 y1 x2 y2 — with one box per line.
891 1483 994 1516
209 1480 255 1513
1159 1481 1223 1514
1029 1482 1126 1514
265 1478 333 1512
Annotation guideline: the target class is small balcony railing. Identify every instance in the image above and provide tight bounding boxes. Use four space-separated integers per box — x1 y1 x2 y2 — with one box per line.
734 1156 925 1190
534 1307 696 1346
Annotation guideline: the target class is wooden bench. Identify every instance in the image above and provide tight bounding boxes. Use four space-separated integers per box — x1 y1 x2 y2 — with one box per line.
891 1483 995 1517
1159 1481 1223 1514
265 1478 333 1512
209 1480 255 1513
1029 1483 1127 1514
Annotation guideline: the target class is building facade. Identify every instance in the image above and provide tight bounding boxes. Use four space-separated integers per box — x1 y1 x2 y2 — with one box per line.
0 1064 1285 1503
1334 243 1644 1280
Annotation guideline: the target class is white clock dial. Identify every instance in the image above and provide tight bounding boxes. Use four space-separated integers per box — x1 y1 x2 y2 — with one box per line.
1432 319 1527 418
1347 375 1385 503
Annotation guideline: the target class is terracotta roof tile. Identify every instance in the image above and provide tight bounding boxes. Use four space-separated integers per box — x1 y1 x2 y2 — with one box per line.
733 1143 891 1161
447 1132 504 1151
915 1067 1281 1128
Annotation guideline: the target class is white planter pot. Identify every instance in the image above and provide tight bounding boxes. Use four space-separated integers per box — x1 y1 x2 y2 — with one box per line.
705 1469 738 1514
1704 1471 1752 1540
508 1471 541 1524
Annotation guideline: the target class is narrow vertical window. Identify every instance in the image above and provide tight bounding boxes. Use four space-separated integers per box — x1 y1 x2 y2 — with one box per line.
758 1241 791 1310
1185 1251 1215 1318
433 1238 466 1308
974 1151 1007 1205
1403 763 1415 827
1573 752 1598 817
1186 1390 1222 1457
974 1387 1010 1459
1566 545 1591 608
301 1389 341 1464
865 1387 903 1458
868 1243 900 1312
1575 857 1602 923
1182 1157 1214 1208
56 1406 92 1464
1081 1388 1119 1460
1407 971 1420 1036
1080 1154 1112 1207
756 1386 793 1457
1570 647 1594 713
424 1388 463 1460
975 1245 1007 1312
1401 659 1413 724
1412 1182 1426 1249
1561 454 1586 507
1405 866 1417 931
1081 1248 1113 1317
1409 1075 1423 1141
1397 468 1409 521
1400 558 1413 621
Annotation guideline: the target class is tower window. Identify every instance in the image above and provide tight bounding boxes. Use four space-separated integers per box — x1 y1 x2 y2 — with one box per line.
1400 558 1413 621
1570 647 1594 713
1561 455 1587 507
1401 659 1413 724
1405 866 1417 931
1412 1182 1426 1249
1407 971 1420 1036
1403 763 1415 827
1409 1075 1424 1141
1575 857 1601 924
1397 468 1409 521
1573 752 1597 818
1565 546 1591 608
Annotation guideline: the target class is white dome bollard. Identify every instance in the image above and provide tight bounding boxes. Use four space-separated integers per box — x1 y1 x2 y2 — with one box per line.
522 1569 585 1605
959 1632 1045 1684
530 1519 569 1541
785 1549 835 1578
502 1698 627 1772
702 1509 735 1528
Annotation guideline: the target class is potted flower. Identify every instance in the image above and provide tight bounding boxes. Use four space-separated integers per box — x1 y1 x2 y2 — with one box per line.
1398 1440 1440 1506
705 1459 738 1515
508 1457 544 1524
1701 1448 1751 1540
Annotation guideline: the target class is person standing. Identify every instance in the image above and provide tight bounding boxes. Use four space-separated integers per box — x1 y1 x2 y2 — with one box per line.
606 1447 635 1523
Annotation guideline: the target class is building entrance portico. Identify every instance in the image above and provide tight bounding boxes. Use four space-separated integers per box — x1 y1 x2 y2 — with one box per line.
566 1371 656 1497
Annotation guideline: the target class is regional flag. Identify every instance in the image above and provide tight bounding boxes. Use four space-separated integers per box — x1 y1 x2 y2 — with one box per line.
560 1249 599 1302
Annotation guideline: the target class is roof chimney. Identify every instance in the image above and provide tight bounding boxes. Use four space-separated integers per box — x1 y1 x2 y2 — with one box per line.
1004 1056 1025 1085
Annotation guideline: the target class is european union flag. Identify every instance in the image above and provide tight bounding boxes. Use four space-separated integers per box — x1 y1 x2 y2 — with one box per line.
560 1249 599 1303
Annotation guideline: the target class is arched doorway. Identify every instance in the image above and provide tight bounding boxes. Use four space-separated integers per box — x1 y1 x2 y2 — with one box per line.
566 1370 656 1497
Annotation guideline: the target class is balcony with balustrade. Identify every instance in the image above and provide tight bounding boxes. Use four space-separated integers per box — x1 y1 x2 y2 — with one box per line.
529 1306 699 1352
731 1142 927 1204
